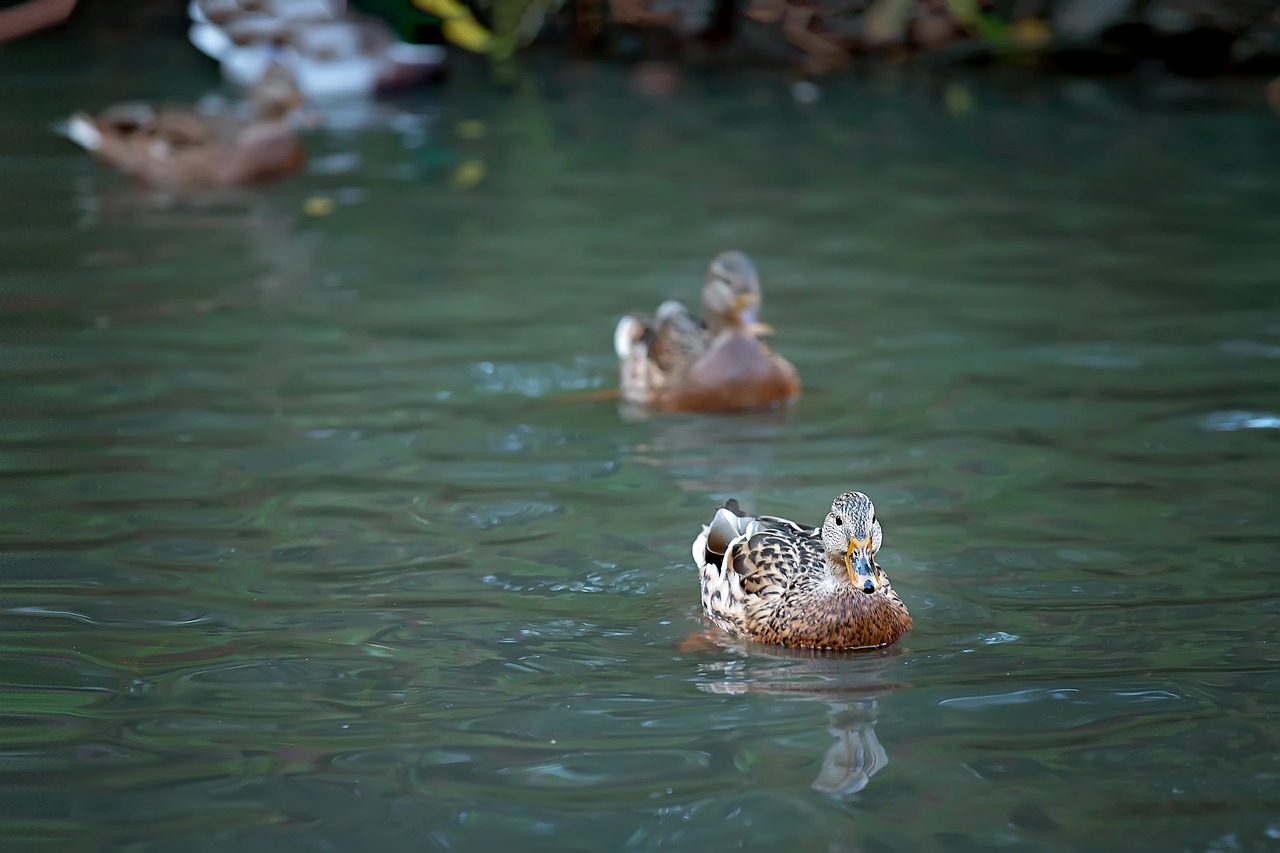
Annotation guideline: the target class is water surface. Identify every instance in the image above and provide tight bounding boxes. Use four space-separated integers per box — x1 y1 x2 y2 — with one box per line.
3 32 1280 853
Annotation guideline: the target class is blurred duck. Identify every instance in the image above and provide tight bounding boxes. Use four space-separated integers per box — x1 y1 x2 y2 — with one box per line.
187 0 492 99
192 14 446 99
60 57 309 188
614 251 801 412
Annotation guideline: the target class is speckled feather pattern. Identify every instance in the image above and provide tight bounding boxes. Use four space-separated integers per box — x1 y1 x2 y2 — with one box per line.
615 301 708 408
693 499 913 651
65 64 307 189
616 317 799 412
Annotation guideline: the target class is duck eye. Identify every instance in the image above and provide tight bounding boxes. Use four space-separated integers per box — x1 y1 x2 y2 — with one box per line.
833 515 843 526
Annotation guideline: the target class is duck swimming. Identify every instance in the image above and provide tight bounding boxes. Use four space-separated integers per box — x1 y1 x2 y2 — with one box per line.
186 0 495 99
613 250 801 413
62 57 309 188
190 14 446 100
692 491 913 650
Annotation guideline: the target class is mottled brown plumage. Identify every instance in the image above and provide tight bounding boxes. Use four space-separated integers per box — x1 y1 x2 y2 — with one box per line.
614 251 801 413
62 59 308 189
692 492 913 651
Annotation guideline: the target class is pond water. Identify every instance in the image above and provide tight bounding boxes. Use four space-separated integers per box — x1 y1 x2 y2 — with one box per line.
3 26 1280 853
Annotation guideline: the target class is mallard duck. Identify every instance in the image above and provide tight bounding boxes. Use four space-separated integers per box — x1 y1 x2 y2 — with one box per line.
692 491 913 650
613 251 801 412
62 58 308 188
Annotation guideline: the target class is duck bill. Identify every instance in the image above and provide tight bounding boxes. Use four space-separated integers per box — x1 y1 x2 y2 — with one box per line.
844 543 879 594
734 294 760 328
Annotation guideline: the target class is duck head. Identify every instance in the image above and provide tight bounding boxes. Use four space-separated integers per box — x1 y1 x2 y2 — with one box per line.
820 491 887 595
702 250 772 336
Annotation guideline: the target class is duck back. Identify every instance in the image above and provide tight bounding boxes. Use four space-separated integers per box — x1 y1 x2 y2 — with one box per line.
665 331 800 412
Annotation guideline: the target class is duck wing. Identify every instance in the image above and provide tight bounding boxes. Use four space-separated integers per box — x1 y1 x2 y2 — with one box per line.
646 300 708 374
153 109 226 147
615 299 710 406
699 499 821 594
729 521 825 597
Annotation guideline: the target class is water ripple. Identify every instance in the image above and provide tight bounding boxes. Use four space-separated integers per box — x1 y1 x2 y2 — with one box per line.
1 54 1279 853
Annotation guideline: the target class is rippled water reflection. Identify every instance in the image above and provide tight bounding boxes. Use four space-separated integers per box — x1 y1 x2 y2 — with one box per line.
3 31 1280 852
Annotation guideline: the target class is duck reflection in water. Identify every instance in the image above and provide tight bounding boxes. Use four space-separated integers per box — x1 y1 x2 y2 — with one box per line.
69 180 323 318
622 404 794 506
694 635 905 797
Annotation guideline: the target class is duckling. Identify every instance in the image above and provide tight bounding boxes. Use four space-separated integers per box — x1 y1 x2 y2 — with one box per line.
62 57 309 188
614 250 801 412
692 491 913 650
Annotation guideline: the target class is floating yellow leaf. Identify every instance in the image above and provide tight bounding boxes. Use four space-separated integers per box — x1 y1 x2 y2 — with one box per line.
1010 16 1052 49
453 159 486 188
303 196 336 216
943 83 973 116
457 120 487 140
444 17 493 52
413 0 494 53
942 0 980 26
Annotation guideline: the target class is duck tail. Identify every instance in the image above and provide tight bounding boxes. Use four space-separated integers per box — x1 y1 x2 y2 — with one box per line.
655 299 681 316
60 113 103 152
614 315 644 360
705 506 748 562
188 21 233 61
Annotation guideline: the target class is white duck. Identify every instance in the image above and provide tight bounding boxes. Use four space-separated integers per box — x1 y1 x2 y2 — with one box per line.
188 0 447 101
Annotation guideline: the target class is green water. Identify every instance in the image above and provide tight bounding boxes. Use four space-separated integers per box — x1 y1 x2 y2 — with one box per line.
3 30 1280 852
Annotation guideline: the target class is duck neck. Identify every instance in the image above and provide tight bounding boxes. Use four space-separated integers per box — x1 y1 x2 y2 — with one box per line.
706 312 746 338
825 553 848 584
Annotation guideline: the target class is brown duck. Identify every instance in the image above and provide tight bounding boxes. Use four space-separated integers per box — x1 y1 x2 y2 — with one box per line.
692 491 913 650
61 57 308 188
613 251 801 413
